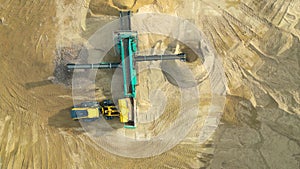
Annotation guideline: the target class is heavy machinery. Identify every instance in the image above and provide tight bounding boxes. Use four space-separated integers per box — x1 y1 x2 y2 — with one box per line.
68 11 186 128
71 100 126 121
70 101 101 121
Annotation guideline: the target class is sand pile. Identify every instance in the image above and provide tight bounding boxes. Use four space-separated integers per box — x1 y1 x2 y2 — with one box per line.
0 0 299 168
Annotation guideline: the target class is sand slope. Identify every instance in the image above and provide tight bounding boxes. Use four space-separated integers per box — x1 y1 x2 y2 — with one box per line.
0 0 299 168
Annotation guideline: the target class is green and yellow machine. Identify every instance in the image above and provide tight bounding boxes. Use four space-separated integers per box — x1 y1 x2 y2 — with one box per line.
71 100 129 123
68 11 186 128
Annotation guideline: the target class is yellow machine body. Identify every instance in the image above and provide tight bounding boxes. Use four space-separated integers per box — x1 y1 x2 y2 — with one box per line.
118 98 130 123
101 105 119 117
71 99 131 125
71 107 100 120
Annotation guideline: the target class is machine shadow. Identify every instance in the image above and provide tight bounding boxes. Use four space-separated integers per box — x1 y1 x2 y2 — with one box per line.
24 80 53 90
48 107 82 129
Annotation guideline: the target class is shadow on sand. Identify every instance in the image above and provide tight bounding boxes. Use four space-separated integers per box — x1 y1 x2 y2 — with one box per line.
24 80 53 90
48 107 81 128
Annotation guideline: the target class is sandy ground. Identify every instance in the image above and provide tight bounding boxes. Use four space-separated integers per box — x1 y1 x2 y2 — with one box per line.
0 0 299 168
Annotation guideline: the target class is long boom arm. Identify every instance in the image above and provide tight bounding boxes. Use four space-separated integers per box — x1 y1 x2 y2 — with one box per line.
135 53 186 62
66 53 185 69
66 62 120 69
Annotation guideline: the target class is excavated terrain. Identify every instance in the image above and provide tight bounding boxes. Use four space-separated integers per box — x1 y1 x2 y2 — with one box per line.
0 0 299 168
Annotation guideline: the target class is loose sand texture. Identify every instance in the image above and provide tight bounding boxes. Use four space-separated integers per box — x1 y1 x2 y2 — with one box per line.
0 0 299 168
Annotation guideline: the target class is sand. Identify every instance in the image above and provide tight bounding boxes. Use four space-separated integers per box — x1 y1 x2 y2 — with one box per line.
0 0 299 168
